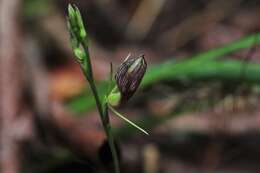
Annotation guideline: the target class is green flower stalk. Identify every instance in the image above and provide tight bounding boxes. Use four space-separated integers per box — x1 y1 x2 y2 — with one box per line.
67 4 120 173
67 4 148 173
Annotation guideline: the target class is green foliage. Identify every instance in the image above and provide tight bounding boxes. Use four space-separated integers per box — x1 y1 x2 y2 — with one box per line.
67 32 260 114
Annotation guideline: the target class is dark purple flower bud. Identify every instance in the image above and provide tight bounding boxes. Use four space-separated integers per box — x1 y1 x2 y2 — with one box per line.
115 54 147 104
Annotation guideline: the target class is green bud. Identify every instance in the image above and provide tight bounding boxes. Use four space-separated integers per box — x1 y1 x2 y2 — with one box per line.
68 4 75 19
75 7 87 40
67 4 90 69
107 92 121 107
67 4 77 31
67 4 87 42
67 23 79 48
73 47 85 63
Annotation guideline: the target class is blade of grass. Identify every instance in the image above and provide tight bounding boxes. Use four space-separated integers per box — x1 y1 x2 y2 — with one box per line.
193 33 260 61
67 33 260 113
108 104 149 135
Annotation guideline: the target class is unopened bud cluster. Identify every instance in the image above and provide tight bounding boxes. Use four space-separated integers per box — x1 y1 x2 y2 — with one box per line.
67 4 88 64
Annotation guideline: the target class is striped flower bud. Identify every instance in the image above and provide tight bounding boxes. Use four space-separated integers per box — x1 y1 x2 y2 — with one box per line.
115 54 147 104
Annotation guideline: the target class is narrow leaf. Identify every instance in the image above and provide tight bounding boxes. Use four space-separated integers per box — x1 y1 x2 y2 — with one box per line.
108 104 149 135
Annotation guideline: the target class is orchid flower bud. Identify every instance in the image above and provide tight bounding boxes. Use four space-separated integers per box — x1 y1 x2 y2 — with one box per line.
114 54 147 105
67 4 87 42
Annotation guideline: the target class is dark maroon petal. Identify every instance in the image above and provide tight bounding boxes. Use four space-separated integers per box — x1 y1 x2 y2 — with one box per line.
115 55 147 104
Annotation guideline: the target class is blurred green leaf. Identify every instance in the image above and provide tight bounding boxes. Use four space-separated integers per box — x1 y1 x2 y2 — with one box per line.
23 0 51 18
66 33 260 114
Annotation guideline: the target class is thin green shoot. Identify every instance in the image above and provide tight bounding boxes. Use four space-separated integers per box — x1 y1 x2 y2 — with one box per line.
108 104 149 135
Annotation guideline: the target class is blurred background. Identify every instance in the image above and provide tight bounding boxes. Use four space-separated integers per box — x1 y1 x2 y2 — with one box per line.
0 0 260 172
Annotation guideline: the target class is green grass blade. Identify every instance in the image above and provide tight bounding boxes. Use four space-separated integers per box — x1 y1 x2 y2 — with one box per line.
66 33 260 113
108 105 149 135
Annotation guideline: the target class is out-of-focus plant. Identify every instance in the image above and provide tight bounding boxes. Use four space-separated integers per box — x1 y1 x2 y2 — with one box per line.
65 31 260 140
67 32 260 114
67 4 148 173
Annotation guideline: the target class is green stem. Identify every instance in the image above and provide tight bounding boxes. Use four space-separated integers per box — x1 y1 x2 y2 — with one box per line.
82 40 93 79
103 103 120 173
105 120 120 173
81 41 120 173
